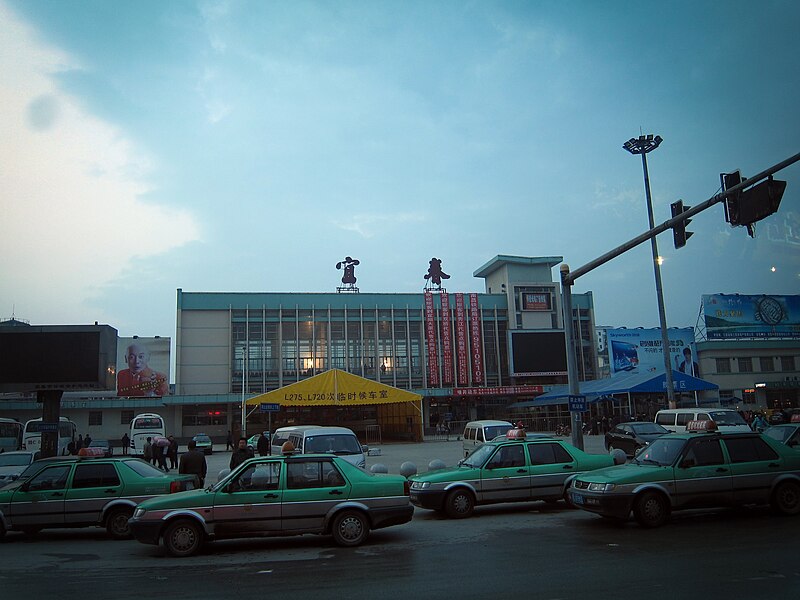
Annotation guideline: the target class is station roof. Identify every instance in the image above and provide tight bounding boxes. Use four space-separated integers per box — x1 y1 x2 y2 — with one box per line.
472 255 563 279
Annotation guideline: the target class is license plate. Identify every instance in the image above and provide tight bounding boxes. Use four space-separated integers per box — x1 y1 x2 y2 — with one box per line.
571 493 585 505
410 493 418 501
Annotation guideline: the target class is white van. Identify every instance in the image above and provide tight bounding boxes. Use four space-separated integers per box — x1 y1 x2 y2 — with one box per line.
462 420 513 458
270 425 320 456
285 426 366 469
654 408 751 434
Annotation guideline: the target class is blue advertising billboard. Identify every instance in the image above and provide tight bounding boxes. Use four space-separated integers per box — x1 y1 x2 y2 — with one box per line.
703 294 800 340
607 328 698 376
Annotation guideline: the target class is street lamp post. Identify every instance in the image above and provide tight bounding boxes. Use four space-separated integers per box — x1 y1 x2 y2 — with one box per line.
623 134 677 409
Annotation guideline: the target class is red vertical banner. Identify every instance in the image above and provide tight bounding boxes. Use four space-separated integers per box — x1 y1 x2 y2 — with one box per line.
440 292 453 385
469 293 484 384
455 294 469 385
424 291 439 386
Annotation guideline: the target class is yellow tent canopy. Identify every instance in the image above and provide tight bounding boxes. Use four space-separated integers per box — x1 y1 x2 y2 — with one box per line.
245 369 422 407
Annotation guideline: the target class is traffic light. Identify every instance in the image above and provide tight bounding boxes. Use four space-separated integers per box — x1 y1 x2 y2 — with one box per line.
721 170 743 225
670 200 693 249
721 171 786 237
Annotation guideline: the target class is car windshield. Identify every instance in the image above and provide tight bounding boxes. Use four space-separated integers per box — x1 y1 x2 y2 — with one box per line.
304 434 361 455
708 411 748 426
462 444 495 468
631 423 670 435
0 454 33 467
633 438 686 466
120 459 169 478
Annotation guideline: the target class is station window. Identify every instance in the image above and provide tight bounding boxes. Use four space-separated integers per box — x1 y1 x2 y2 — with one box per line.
88 411 103 426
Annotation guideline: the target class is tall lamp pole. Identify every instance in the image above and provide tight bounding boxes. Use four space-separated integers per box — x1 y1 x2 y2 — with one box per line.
623 134 676 409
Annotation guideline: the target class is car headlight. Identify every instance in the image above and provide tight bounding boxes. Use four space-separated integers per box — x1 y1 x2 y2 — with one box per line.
587 482 616 492
410 481 430 490
133 507 146 518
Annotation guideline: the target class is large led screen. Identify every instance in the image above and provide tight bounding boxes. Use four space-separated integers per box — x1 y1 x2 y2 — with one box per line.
509 330 568 376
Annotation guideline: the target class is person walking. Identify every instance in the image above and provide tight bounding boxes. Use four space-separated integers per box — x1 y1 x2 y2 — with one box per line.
225 430 233 451
143 437 153 464
121 433 130 455
75 434 84 454
167 435 179 469
229 437 254 470
154 441 168 471
256 431 270 456
84 433 93 448
179 440 208 488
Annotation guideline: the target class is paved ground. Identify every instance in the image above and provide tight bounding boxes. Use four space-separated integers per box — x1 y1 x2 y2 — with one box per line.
202 433 609 481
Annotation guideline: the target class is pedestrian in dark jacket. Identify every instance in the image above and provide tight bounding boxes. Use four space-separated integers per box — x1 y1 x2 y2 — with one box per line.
84 434 93 447
256 432 270 456
75 434 84 453
143 437 153 463
167 435 179 469
179 440 208 488
230 437 254 470
121 433 130 455
154 442 168 471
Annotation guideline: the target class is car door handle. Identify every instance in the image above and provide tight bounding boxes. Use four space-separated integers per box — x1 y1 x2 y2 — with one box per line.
716 468 728 473
329 490 343 495
516 469 527 474
562 465 574 470
104 489 117 494
263 493 279 499
52 492 64 497
768 463 780 468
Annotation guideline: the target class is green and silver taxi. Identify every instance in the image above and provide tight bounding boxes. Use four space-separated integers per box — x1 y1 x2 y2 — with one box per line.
0 456 196 540
408 433 624 518
570 420 800 527
128 453 413 557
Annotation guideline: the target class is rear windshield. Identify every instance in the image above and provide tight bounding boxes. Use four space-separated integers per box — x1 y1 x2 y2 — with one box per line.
133 418 163 429
482 425 511 440
120 459 169 478
0 454 33 467
631 423 670 435
303 434 362 455
194 436 211 442
708 411 747 426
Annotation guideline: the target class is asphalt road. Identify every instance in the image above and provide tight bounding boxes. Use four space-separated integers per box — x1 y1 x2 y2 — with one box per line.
2 437 798 599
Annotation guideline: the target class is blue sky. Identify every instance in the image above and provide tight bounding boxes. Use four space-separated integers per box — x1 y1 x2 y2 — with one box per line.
2 0 798 343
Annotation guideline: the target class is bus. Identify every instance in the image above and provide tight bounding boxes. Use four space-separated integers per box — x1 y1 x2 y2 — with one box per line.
22 417 77 456
129 413 166 456
0 418 23 453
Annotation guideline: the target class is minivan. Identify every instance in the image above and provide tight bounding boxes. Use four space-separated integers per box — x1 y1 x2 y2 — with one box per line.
654 408 751 434
283 426 367 469
270 425 320 456
462 420 513 458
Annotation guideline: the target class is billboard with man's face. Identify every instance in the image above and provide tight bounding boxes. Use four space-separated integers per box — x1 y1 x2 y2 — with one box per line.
607 328 698 377
116 337 171 397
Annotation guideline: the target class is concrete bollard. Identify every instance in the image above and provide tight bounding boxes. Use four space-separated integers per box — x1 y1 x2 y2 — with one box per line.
217 468 230 483
400 461 417 478
427 459 446 471
370 463 388 474
610 448 627 465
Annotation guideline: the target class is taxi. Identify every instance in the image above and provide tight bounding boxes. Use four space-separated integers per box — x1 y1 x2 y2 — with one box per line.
128 453 413 557
0 456 196 540
570 420 800 527
408 429 624 518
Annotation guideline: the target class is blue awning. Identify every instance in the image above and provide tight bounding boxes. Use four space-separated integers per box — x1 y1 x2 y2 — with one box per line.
509 370 719 409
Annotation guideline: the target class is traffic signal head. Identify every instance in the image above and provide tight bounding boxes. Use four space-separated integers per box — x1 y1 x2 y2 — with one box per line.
670 200 693 249
721 170 743 224
736 177 786 226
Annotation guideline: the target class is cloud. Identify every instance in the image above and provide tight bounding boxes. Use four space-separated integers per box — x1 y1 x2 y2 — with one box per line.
0 3 200 324
331 212 426 238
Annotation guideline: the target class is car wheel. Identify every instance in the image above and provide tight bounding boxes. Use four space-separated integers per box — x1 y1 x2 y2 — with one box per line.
105 507 134 540
331 510 369 547
0 520 6 540
771 481 800 515
562 488 575 509
445 488 475 519
163 519 204 557
633 491 669 528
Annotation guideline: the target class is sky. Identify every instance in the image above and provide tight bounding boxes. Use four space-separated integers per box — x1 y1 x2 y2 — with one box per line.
2 0 799 346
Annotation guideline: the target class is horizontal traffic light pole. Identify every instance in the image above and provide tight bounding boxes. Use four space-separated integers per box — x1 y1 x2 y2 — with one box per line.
562 151 800 286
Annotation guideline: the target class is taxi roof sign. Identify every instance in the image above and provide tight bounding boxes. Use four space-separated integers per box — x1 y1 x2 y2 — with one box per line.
506 428 526 440
791 414 800 423
686 420 718 433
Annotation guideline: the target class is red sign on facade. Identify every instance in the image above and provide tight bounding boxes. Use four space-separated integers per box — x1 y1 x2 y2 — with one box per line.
440 292 453 385
424 291 439 386
469 293 484 384
455 294 469 385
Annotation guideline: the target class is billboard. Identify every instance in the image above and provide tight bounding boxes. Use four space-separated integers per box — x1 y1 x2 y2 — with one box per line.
0 325 118 392
116 337 171 397
703 294 800 340
509 331 568 377
607 328 698 376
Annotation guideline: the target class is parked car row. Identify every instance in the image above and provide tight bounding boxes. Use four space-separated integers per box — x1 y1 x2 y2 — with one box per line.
2 420 800 558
